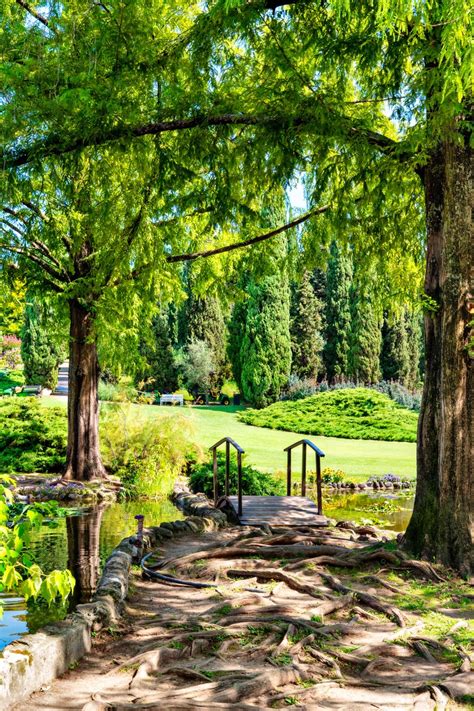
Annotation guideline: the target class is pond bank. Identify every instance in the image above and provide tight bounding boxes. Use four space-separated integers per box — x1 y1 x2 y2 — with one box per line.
0 488 229 710
14 522 473 711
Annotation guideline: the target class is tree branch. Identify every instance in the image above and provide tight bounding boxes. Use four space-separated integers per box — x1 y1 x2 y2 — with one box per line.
166 204 329 263
15 0 51 29
0 241 65 291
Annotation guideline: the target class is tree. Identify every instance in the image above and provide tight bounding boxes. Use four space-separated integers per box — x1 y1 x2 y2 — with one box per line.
348 285 382 383
227 299 248 392
380 312 410 384
290 270 324 379
1 1 472 570
0 275 25 336
323 242 353 382
21 301 64 389
186 293 227 382
181 340 215 400
137 311 178 393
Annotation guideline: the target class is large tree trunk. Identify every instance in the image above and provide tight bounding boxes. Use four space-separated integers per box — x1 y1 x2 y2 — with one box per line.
63 298 106 481
404 135 473 575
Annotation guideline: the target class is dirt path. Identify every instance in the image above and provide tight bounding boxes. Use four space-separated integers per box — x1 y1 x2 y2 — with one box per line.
16 525 473 710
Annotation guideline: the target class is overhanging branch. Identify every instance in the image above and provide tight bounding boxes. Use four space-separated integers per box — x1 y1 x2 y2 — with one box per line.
166 204 329 263
15 0 51 29
2 112 410 170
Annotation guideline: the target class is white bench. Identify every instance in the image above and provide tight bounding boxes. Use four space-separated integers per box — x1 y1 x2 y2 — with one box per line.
159 394 184 406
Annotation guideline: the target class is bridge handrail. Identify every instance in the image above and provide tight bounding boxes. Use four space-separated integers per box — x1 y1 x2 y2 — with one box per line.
209 437 244 516
284 438 325 458
284 438 324 515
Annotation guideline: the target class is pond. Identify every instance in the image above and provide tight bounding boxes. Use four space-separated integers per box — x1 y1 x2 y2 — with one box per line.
0 489 414 651
0 499 183 651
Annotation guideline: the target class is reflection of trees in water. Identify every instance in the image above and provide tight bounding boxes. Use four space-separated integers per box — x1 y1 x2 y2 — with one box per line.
67 505 105 604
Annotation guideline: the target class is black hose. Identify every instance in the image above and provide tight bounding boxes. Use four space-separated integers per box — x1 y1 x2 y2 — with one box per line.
140 551 264 593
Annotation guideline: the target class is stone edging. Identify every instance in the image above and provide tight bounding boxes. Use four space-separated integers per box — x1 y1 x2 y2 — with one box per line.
0 486 226 710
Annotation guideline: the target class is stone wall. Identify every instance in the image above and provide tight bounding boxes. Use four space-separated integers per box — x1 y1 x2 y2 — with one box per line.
0 486 227 710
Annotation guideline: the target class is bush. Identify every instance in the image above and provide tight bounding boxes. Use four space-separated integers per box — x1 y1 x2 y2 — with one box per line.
0 398 67 472
100 403 198 498
239 388 418 442
98 380 138 403
0 334 22 370
189 452 284 498
373 380 421 412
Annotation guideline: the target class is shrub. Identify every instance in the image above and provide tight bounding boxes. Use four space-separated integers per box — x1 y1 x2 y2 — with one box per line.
239 388 418 442
373 380 421 412
189 453 284 498
100 403 198 498
0 398 67 472
98 380 138 403
0 334 22 370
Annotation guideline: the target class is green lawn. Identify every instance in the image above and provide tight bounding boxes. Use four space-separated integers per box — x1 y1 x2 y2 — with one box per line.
44 398 416 481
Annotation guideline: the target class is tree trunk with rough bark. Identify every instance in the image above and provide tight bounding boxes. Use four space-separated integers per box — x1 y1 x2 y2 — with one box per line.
63 298 106 481
404 135 473 575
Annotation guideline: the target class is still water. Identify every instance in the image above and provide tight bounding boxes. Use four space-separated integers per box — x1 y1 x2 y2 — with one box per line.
0 499 183 650
0 491 414 650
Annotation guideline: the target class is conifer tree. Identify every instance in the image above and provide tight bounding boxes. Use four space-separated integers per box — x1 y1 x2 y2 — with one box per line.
137 311 177 393
240 271 292 407
348 286 381 383
186 294 226 379
227 299 248 393
380 313 410 383
323 242 353 382
21 302 64 389
290 270 324 379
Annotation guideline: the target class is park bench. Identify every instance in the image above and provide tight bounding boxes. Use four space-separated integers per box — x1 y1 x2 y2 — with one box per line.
22 385 42 396
159 393 184 406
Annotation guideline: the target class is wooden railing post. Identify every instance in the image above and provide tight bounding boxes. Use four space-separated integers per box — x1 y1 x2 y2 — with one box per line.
213 448 218 504
237 450 243 517
316 453 322 515
286 449 292 496
301 442 307 497
225 440 230 496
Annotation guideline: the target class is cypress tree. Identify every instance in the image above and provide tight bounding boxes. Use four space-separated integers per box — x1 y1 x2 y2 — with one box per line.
227 299 248 393
290 270 324 379
380 311 410 383
405 310 422 389
239 270 292 407
323 242 353 382
137 310 177 392
348 285 382 383
186 294 226 379
21 302 64 389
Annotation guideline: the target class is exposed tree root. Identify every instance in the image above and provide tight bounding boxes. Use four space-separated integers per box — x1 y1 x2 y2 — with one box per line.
319 571 405 626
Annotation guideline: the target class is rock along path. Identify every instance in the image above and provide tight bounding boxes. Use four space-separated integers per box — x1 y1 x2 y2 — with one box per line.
15 524 473 710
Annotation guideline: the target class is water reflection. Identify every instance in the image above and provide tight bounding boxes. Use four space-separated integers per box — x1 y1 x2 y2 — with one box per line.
0 499 183 650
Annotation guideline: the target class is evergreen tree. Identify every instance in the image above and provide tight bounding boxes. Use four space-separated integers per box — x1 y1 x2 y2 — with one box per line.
348 286 381 383
186 294 226 378
21 302 64 389
380 312 410 383
323 242 353 382
227 299 248 393
239 266 292 407
137 311 177 393
290 271 324 379
404 310 422 389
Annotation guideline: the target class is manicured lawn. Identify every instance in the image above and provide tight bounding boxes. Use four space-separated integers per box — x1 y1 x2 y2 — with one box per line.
44 398 416 481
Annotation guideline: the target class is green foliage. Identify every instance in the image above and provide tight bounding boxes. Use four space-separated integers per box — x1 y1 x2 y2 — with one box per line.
98 379 139 403
239 388 418 442
100 403 196 498
136 310 178 393
0 276 26 336
179 339 216 397
323 242 353 382
348 283 381 383
186 291 227 383
0 475 74 616
290 270 324 379
380 309 421 388
0 398 67 473
21 302 64 389
0 334 22 370
189 452 284 499
0 368 24 394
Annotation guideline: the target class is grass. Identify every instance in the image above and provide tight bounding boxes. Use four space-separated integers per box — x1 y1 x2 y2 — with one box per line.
43 397 416 481
239 388 418 442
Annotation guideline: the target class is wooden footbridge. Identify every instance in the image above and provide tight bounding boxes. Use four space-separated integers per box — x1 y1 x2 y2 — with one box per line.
210 437 328 527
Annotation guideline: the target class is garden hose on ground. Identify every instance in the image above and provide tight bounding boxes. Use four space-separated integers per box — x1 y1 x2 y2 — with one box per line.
140 551 265 593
